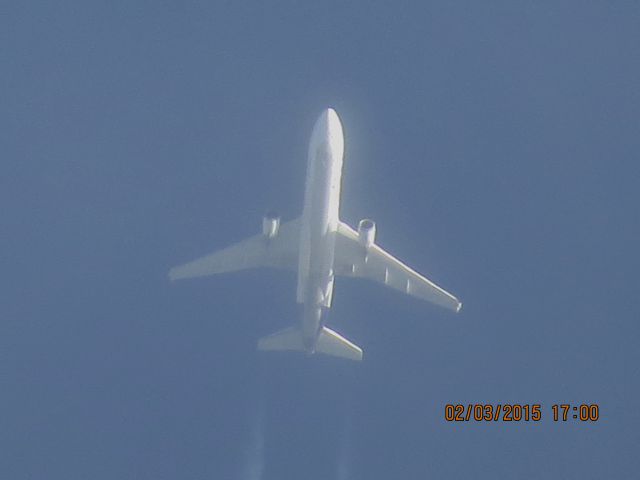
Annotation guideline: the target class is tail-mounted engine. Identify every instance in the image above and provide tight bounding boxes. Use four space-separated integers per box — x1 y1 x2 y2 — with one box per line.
357 219 376 248
262 211 281 239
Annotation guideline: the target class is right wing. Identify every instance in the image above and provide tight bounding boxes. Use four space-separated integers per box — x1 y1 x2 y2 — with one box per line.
169 217 300 281
334 221 462 312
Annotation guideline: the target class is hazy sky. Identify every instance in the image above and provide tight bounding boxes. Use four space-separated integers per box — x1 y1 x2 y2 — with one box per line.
2 2 639 479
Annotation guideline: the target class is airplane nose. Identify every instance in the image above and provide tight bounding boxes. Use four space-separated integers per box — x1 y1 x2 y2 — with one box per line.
322 107 343 138
324 108 341 135
325 107 337 123
310 107 345 161
315 108 341 135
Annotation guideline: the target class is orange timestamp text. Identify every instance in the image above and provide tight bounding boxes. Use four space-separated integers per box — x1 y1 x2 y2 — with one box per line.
444 404 600 422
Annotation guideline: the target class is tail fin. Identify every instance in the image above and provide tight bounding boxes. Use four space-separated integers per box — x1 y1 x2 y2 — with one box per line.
257 326 363 361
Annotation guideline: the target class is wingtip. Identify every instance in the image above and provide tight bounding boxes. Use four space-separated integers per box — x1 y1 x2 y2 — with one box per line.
456 301 463 313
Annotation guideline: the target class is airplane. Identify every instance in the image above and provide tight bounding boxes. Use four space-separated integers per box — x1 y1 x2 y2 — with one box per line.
169 108 461 361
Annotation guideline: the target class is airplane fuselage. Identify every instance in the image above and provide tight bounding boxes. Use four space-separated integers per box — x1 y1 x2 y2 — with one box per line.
169 107 462 361
296 109 345 351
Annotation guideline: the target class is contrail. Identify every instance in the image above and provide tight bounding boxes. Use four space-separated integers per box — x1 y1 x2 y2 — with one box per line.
242 410 264 480
241 369 266 480
337 413 353 480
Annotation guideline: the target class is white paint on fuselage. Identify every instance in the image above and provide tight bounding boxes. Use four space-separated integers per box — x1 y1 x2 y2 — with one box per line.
296 108 345 350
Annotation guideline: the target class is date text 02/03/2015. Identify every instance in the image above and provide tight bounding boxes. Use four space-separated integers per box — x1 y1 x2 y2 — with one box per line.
444 404 600 422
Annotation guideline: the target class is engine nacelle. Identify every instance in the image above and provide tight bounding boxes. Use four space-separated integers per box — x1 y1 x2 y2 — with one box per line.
262 212 280 239
357 219 376 248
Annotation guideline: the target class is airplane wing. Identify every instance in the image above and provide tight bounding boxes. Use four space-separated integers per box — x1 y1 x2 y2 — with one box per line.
169 218 300 281
333 221 462 312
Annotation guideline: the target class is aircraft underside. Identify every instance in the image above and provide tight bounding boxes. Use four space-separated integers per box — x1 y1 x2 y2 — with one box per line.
169 108 461 361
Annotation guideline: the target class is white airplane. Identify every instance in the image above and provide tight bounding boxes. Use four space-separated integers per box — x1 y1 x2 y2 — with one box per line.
169 108 461 361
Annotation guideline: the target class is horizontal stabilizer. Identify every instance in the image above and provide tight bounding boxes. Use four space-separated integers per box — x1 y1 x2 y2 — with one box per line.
316 327 363 361
257 326 305 352
257 326 363 361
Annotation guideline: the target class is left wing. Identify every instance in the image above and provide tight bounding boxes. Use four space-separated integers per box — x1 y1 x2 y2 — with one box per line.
334 221 462 312
169 217 300 281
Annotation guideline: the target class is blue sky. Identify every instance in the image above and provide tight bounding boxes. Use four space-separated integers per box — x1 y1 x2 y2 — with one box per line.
2 1 639 478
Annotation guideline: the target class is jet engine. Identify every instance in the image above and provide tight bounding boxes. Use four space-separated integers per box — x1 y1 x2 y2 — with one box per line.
357 219 376 248
262 212 280 239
